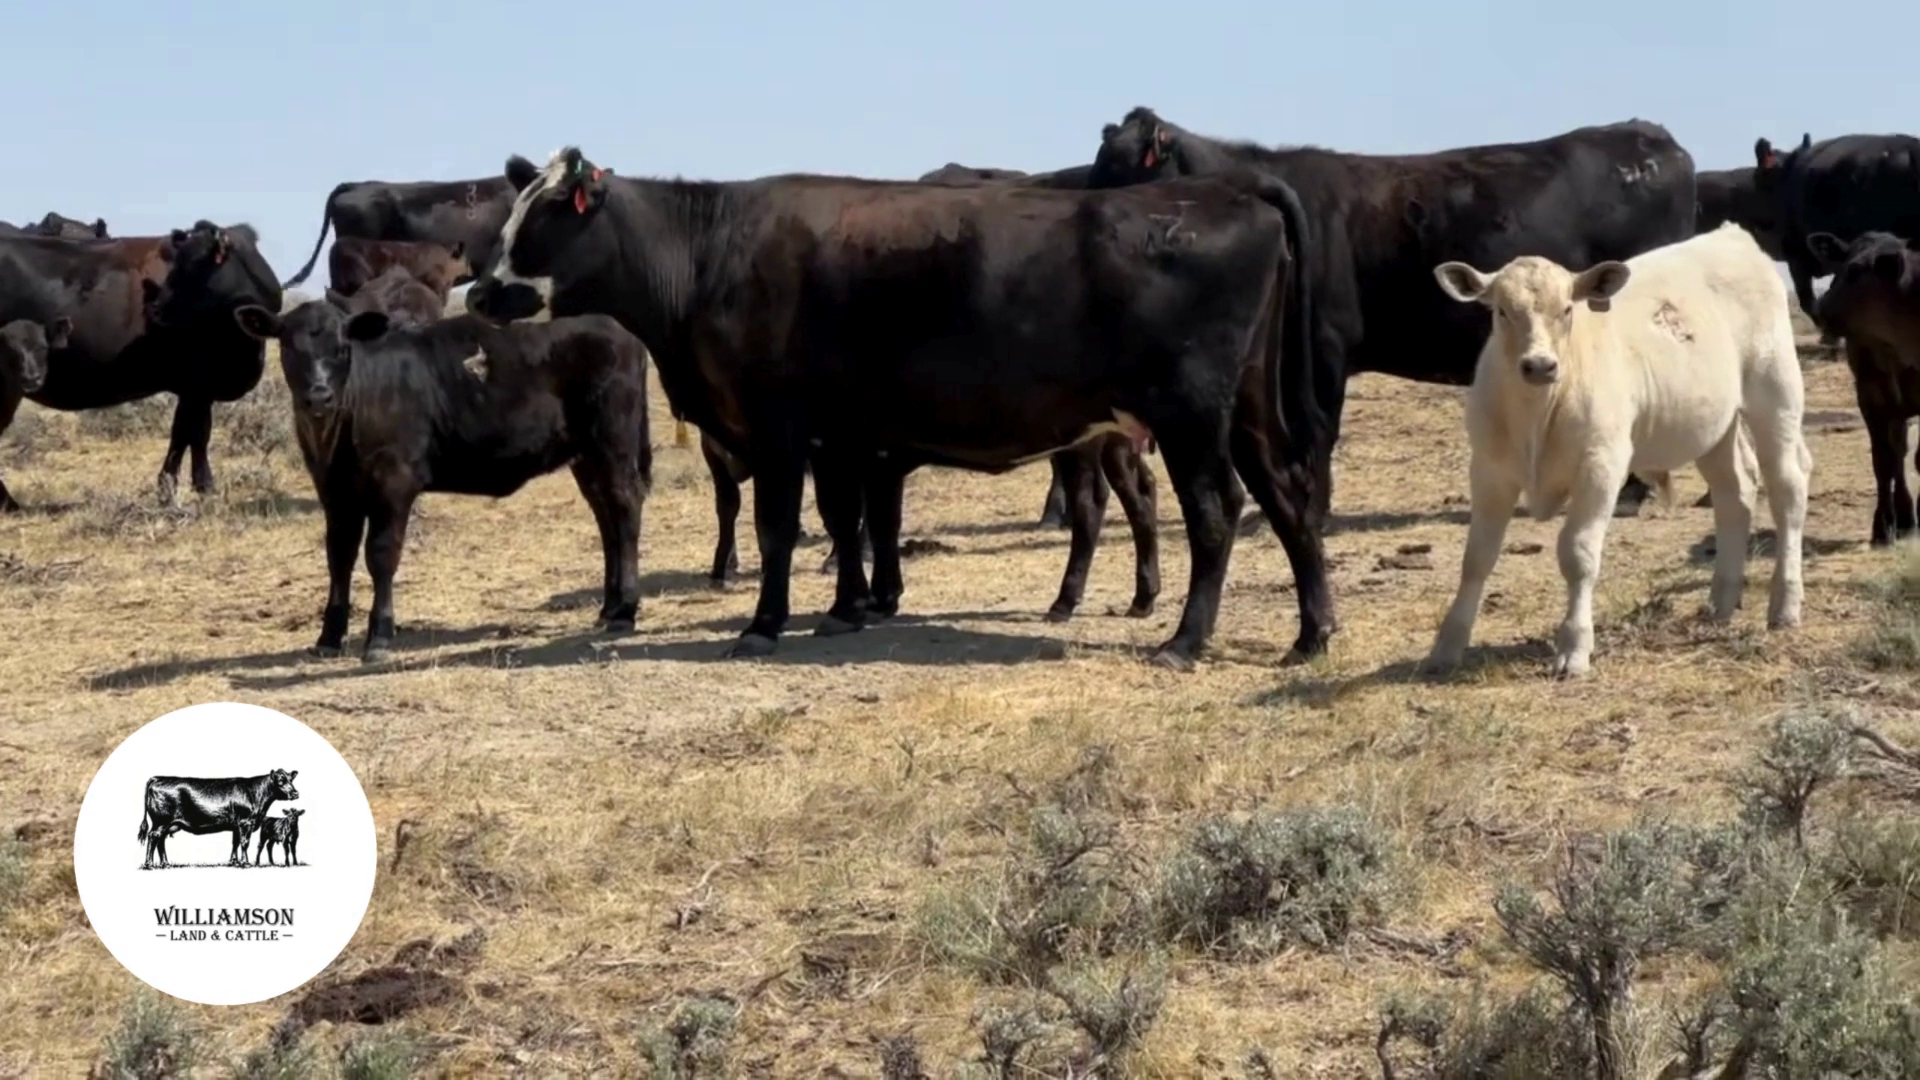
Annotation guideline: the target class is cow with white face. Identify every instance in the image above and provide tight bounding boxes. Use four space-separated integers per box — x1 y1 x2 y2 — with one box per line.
1421 222 1812 679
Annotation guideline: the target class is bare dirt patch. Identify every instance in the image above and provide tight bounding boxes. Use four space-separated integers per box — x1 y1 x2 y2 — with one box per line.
1 348 1916 1075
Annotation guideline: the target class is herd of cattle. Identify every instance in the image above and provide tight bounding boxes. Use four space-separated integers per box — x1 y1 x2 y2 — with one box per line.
1 110 1918 678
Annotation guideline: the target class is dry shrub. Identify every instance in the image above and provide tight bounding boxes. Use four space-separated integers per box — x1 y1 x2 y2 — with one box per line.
1731 702 1856 844
87 990 200 1080
1153 803 1394 957
1857 542 1920 671
640 996 736 1079
1821 815 1920 941
336 1029 424 1080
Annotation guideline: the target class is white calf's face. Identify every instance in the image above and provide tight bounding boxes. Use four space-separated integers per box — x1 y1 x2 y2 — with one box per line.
1434 256 1631 387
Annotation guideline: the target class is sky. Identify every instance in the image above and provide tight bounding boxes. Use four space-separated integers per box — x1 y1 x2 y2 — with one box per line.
2 0 1913 291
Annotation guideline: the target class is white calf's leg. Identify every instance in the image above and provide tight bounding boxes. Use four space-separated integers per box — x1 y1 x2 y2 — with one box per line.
1693 426 1755 622
1552 458 1627 678
1745 408 1812 629
1425 456 1521 671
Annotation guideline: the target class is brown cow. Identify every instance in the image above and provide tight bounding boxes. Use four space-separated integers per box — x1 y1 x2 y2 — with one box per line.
1808 230 1920 545
327 237 471 305
326 267 443 328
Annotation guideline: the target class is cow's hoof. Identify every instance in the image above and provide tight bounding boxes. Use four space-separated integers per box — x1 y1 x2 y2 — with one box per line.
601 615 636 635
0 497 21 514
1146 648 1196 672
815 614 864 637
869 597 900 619
1549 654 1591 680
1125 598 1155 618
155 474 178 507
706 576 730 591
724 633 777 659
310 643 344 659
1044 605 1075 624
361 643 393 665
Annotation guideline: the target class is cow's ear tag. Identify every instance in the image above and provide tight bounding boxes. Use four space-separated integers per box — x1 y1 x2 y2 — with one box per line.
573 187 589 214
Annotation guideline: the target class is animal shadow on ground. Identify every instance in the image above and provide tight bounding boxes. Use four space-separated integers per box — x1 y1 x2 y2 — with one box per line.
85 622 529 691
1686 529 1861 563
542 568 725 610
1247 640 1555 709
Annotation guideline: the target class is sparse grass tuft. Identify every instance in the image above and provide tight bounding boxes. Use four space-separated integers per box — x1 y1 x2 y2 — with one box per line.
215 379 294 467
228 1016 318 1080
1152 803 1394 956
0 835 26 915
89 989 201 1080
640 996 737 1079
1731 702 1856 845
1044 954 1170 1073
1856 541 1920 670
336 1028 423 1080
1379 984 1596 1080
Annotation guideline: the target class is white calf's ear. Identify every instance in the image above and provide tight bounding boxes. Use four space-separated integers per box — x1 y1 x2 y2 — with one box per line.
1434 262 1492 303
1572 261 1631 312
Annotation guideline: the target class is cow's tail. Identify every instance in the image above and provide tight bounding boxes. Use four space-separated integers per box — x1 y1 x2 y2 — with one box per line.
281 182 351 289
136 810 149 842
1248 174 1323 504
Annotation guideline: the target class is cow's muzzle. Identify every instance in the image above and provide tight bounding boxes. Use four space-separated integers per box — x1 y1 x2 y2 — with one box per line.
17 363 46 394
465 278 545 325
1519 354 1560 386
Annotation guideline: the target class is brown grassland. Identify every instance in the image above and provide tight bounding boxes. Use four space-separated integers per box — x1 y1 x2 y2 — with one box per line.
1 302 1918 1078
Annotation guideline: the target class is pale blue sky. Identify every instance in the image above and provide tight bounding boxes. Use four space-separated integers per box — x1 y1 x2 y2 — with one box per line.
2 0 1911 289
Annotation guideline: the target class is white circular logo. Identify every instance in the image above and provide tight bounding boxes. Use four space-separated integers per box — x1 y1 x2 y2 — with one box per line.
72 701 378 1006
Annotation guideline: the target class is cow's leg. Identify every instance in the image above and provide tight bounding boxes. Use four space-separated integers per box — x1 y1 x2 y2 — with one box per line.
1550 457 1628 679
863 458 909 618
1695 428 1756 622
1307 362 1351 533
156 394 216 504
1743 404 1812 630
1424 456 1521 672
255 828 270 867
1046 445 1110 623
726 446 806 659
1788 256 1822 335
1614 474 1654 517
570 453 644 633
1149 420 1246 670
703 438 745 586
1105 438 1161 618
315 499 366 658
813 451 876 636
1861 396 1909 547
361 489 419 664
1039 456 1070 529
1228 421 1336 662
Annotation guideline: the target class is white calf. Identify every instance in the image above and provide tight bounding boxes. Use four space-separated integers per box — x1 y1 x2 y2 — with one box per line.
1423 222 1812 678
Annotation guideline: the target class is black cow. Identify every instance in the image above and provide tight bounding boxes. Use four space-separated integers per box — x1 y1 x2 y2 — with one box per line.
0 222 280 505
281 177 517 289
138 768 299 869
254 808 305 867
466 147 1327 667
0 213 109 239
327 236 472 302
1695 167 1786 259
0 317 66 511
1807 230 1920 545
232 301 652 662
1754 133 1920 332
1087 108 1698 525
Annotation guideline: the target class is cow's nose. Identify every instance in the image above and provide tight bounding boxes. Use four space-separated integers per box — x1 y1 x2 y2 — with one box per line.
1519 355 1559 384
20 365 45 393
304 386 334 411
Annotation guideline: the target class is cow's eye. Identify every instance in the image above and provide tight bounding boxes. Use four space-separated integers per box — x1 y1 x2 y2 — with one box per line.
1563 304 1573 318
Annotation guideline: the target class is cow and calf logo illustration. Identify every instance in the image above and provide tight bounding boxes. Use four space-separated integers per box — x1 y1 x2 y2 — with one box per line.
136 767 308 869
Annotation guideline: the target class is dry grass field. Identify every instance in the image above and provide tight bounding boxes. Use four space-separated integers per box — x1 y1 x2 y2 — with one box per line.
1 306 1918 1077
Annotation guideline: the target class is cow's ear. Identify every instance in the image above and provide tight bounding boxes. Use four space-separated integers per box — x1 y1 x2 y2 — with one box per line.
344 311 390 342
1101 122 1119 142
1754 137 1778 170
1805 232 1849 270
46 316 71 349
91 219 107 238
1873 249 1907 281
169 228 188 247
233 305 281 341
506 154 540 192
1433 261 1492 303
1572 261 1631 311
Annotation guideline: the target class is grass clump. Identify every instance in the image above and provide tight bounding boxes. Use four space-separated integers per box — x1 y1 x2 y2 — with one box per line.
1153 803 1393 957
1857 541 1920 670
336 1029 423 1080
0 835 26 915
1820 815 1920 941
1731 702 1856 844
88 989 201 1080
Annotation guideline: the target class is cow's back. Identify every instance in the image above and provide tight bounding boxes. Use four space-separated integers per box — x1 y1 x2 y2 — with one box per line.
1787 135 1920 241
1605 224 1790 404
